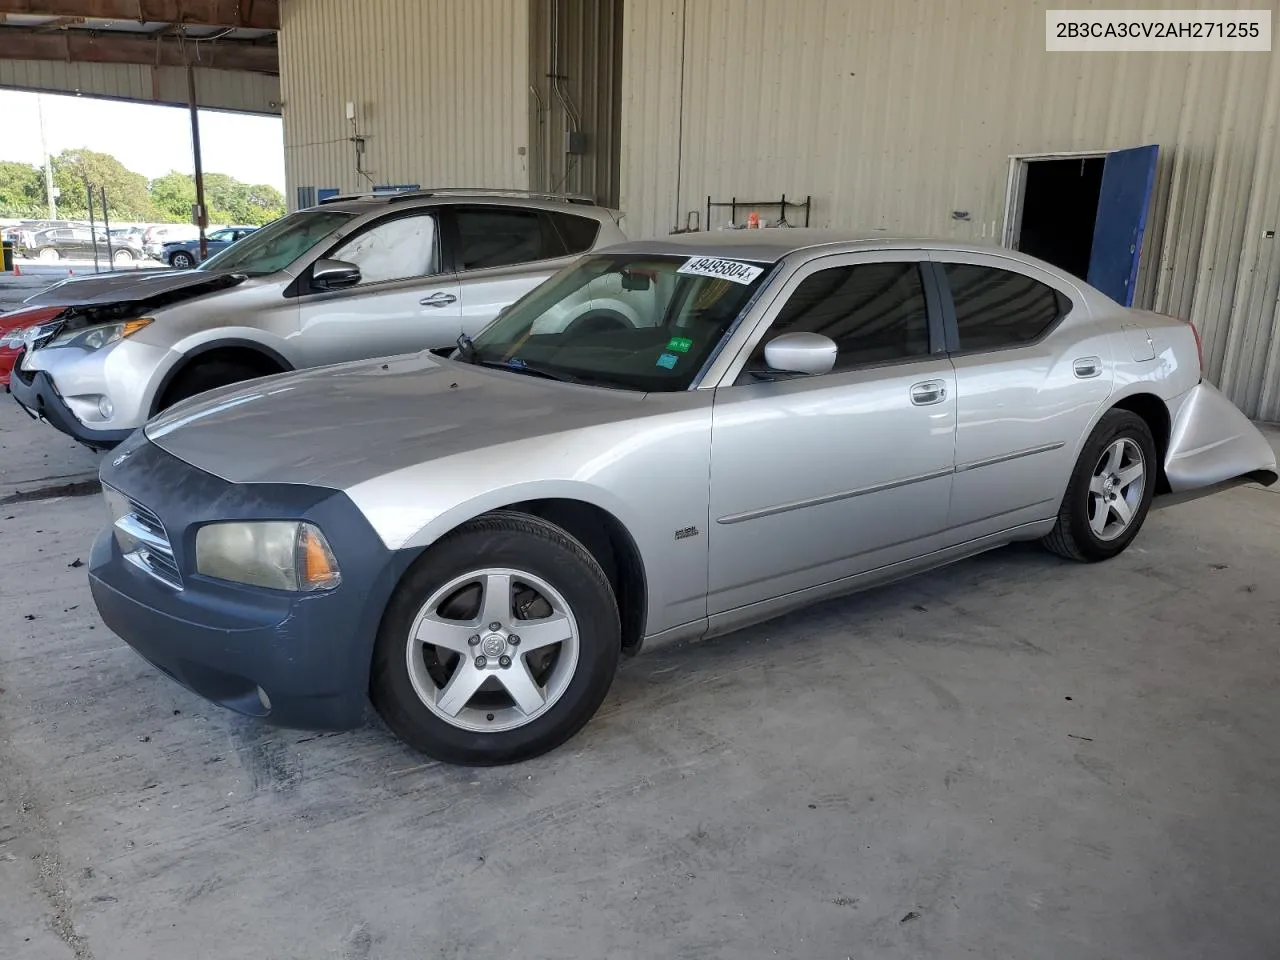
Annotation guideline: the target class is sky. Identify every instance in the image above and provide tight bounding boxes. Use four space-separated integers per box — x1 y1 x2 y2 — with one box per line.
0 89 286 190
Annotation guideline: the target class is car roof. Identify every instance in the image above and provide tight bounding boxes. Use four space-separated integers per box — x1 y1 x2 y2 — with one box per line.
597 230 1041 264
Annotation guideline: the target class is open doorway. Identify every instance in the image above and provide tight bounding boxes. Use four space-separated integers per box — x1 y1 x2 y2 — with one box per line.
1004 145 1159 306
1015 157 1105 279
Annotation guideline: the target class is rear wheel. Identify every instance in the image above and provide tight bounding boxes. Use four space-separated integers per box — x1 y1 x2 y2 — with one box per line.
1042 409 1156 562
170 251 195 269
158 360 268 410
112 248 135 265
370 512 621 765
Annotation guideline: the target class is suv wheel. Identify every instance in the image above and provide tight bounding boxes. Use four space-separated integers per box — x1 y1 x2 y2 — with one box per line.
158 360 269 410
112 248 135 265
170 251 195 269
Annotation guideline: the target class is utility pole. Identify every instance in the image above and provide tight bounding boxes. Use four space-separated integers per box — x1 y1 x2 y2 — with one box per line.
36 94 56 220
186 63 208 261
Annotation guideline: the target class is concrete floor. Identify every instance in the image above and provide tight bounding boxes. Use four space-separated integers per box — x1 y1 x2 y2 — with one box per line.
1 399 1278 960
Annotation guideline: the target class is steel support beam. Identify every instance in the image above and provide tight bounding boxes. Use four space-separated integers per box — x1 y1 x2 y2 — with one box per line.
0 1 278 30
0 25 277 73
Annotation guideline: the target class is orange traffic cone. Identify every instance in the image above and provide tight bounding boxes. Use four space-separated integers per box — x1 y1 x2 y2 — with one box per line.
11 262 19 276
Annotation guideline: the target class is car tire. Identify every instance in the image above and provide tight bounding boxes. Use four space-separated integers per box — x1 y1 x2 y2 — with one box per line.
370 511 621 765
37 247 59 262
1041 409 1157 563
158 360 268 410
170 252 195 269
112 249 135 265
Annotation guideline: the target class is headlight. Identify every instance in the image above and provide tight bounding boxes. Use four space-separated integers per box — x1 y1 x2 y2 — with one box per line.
195 521 341 592
48 317 153 351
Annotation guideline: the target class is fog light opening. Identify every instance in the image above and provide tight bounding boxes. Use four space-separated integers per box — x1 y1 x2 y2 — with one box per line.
97 396 114 419
256 686 272 712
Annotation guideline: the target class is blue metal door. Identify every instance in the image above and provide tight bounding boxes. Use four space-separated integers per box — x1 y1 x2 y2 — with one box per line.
1086 144 1158 306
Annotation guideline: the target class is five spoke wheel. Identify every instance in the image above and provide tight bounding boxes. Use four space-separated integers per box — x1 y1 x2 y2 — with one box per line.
1087 438 1145 541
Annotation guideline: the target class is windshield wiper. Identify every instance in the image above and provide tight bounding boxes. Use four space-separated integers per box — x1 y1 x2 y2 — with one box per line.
472 357 582 384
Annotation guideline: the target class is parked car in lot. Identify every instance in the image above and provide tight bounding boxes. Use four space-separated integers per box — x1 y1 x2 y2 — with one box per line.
10 190 626 449
142 223 199 260
21 225 144 265
87 231 1278 765
162 226 258 268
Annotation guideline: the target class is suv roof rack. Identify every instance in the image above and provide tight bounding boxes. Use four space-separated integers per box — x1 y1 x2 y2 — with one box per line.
318 187 598 206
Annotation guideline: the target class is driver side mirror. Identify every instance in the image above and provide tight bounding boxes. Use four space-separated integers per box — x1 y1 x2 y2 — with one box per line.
762 332 837 377
311 258 361 291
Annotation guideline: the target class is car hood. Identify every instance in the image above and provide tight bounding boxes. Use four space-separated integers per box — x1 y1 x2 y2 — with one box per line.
143 353 650 488
23 269 243 307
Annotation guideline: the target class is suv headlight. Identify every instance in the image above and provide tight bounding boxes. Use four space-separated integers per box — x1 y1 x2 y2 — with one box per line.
48 317 153 351
195 521 342 592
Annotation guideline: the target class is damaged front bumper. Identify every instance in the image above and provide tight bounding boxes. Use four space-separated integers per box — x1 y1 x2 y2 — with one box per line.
10 366 134 450
1157 381 1278 507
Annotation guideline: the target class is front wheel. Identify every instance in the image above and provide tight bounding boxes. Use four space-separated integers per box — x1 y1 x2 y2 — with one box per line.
37 247 59 262
1042 409 1157 562
169 251 195 269
370 512 621 765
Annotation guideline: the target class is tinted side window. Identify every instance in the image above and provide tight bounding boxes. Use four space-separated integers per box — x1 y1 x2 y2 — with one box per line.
943 264 1069 351
454 209 547 270
549 212 601 255
762 262 931 370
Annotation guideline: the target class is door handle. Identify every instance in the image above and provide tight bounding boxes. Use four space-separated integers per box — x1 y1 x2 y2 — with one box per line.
1073 356 1102 379
420 292 458 307
910 380 947 406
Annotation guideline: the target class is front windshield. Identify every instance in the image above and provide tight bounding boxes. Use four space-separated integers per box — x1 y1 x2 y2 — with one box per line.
467 253 770 392
199 210 354 275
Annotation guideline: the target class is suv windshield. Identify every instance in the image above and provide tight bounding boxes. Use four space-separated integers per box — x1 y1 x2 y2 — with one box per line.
199 210 355 276
466 253 771 392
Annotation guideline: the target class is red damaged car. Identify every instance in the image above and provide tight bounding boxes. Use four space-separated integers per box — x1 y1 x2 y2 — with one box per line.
0 304 66 389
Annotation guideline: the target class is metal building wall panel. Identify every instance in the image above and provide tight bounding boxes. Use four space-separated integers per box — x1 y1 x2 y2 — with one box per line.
619 0 1280 418
0 59 280 113
279 0 529 203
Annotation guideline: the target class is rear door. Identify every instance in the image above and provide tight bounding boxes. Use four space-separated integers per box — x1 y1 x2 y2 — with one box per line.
444 205 599 335
294 209 462 366
930 251 1114 544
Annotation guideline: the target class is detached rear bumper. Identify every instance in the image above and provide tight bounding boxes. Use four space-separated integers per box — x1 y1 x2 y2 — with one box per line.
1164 382 1278 492
9 367 133 450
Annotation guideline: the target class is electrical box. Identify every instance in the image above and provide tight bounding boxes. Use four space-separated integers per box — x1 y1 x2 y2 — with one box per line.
565 131 588 155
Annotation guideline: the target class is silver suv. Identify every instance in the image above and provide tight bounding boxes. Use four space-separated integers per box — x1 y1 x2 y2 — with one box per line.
11 190 626 449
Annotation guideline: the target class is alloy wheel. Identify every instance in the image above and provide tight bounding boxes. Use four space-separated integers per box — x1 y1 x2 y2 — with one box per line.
1088 438 1145 541
405 568 580 733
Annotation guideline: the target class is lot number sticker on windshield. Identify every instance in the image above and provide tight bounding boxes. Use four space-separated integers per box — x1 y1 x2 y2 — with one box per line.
677 257 764 285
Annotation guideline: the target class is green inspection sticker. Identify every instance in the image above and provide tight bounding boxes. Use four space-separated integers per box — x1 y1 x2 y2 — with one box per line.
666 336 694 353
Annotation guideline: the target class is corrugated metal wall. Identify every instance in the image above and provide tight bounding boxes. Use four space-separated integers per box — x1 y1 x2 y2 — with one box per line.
279 0 530 202
527 0 624 205
0 61 280 114
620 0 1280 419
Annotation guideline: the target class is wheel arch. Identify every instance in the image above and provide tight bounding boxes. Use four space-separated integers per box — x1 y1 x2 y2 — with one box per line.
1108 391 1172 492
369 482 652 654
150 338 295 416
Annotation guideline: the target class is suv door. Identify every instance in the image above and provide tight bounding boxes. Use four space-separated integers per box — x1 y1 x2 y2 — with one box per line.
707 252 956 615
294 210 461 366
929 252 1113 543
445 205 593 335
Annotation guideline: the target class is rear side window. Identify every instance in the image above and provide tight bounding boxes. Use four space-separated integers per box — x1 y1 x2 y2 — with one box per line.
454 208 551 270
942 263 1070 351
763 262 932 370
548 212 601 254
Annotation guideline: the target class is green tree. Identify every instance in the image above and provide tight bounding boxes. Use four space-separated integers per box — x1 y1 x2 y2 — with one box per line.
0 161 47 218
51 149 156 221
149 171 196 223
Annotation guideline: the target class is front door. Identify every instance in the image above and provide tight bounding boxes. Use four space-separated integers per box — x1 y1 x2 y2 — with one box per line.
295 210 462 367
707 252 956 615
931 251 1115 544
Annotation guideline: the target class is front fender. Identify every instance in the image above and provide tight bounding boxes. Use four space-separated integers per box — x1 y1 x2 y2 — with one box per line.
1165 382 1277 492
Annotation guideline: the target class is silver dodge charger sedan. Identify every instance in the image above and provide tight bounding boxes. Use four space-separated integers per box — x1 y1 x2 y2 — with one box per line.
89 231 1277 765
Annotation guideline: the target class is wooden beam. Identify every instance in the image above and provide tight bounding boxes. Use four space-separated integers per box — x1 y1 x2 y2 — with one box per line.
0 1 278 30
34 14 85 29
0 25 278 73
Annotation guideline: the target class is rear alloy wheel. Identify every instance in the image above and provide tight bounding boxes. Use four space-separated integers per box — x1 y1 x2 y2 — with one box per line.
112 248 135 265
1042 409 1157 562
371 512 620 765
170 251 195 269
